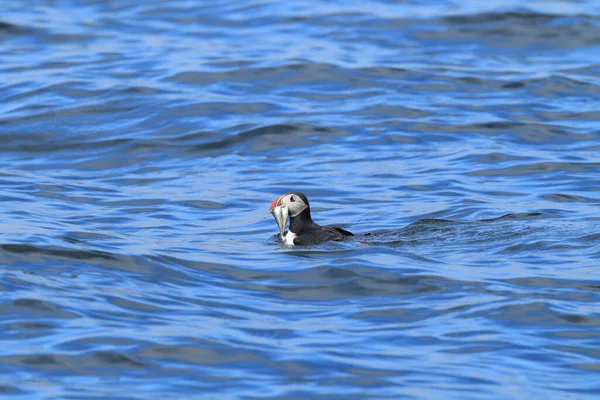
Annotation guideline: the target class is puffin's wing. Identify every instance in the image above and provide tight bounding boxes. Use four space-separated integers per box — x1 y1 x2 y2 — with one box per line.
333 227 353 237
293 227 353 245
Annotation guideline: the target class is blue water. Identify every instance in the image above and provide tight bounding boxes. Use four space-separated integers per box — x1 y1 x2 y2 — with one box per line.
1 1 600 399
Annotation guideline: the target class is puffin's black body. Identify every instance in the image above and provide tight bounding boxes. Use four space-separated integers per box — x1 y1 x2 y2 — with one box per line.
289 206 353 245
270 192 353 246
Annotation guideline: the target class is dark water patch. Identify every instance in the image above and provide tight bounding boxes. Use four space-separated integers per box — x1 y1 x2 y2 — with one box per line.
455 152 531 164
165 63 362 88
2 351 146 372
0 244 197 280
417 120 599 145
0 131 135 154
469 162 600 176
470 301 600 327
94 351 146 367
0 20 27 34
502 276 600 292
1 298 78 320
1 244 120 261
543 193 598 203
577 233 600 243
187 123 349 155
432 12 600 50
444 11 563 24
480 212 555 222
241 270 458 301
502 75 600 95
139 344 265 366
0 385 25 395
174 200 227 210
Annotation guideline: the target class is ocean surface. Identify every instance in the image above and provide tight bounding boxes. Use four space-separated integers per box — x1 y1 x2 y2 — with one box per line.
1 1 599 399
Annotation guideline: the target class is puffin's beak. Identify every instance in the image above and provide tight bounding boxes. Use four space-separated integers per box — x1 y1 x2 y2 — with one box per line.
269 196 288 240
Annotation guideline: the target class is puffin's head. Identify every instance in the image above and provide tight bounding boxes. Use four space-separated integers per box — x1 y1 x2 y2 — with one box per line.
269 192 309 239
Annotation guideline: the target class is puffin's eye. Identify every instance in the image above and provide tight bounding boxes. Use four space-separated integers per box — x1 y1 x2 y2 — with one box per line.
290 196 295 202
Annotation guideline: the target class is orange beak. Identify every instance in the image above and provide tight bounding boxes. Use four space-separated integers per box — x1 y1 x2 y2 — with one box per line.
269 195 282 213
269 195 288 239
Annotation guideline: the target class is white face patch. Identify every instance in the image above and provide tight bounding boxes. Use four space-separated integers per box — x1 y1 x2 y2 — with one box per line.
283 231 296 245
281 194 308 218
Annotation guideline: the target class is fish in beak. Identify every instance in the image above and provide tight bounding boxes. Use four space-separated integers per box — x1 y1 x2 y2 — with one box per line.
269 195 288 240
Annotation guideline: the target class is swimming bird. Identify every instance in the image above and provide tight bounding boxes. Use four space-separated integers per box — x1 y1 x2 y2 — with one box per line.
269 192 353 245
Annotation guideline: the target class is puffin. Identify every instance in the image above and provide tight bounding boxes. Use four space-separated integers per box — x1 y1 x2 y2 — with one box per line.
269 192 353 245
